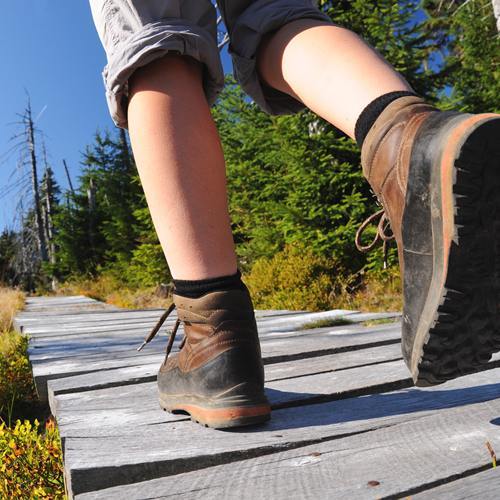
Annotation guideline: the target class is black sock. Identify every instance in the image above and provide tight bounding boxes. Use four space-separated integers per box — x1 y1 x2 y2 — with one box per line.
354 91 418 148
173 269 245 298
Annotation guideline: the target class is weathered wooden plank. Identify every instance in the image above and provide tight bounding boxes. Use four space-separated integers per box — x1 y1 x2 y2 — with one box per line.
52 353 500 438
27 321 401 360
24 296 100 306
51 356 411 436
18 305 399 341
47 343 403 401
74 398 500 500
17 310 306 337
63 369 500 497
18 296 115 315
31 324 402 401
20 309 363 339
17 309 302 325
414 467 500 499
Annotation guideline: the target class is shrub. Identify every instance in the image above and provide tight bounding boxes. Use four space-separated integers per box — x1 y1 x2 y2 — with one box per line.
123 243 170 288
0 418 65 499
244 243 343 312
332 266 402 312
0 331 36 420
0 288 65 498
244 243 402 313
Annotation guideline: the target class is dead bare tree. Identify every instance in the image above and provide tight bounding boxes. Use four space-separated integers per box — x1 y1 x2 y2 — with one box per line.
41 140 58 290
215 3 229 49
24 97 48 263
63 159 76 196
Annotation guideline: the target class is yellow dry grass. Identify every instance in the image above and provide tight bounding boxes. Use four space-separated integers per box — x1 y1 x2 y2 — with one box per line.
0 288 25 333
57 275 170 310
332 270 402 313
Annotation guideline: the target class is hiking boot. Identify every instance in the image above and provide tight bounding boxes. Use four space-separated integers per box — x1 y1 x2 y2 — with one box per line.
358 95 500 386
139 285 270 429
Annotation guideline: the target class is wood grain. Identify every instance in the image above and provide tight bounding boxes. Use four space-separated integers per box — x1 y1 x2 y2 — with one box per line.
65 369 500 496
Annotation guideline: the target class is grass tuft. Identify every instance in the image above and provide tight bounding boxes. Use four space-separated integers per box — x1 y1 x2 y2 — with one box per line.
301 317 354 329
0 288 24 332
57 274 171 309
361 317 400 328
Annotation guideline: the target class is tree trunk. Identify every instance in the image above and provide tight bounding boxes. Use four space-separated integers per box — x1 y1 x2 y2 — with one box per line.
87 177 96 258
63 159 76 195
119 128 132 172
25 100 48 263
44 168 58 290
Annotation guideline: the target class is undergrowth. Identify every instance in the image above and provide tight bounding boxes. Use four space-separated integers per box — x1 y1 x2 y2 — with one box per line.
0 287 65 499
57 273 170 309
0 419 65 498
56 244 403 313
244 244 402 312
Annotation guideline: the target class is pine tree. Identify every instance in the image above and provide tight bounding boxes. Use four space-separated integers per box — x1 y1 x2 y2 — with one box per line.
213 0 454 275
0 230 17 285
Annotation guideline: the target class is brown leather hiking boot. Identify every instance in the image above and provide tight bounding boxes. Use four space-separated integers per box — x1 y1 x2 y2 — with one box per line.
358 96 500 386
139 285 270 429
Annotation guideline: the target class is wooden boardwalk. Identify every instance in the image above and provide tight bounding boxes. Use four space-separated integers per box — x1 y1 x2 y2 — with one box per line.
15 295 500 499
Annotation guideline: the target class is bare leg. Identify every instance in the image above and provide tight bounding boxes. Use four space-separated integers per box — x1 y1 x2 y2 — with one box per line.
257 20 413 139
127 55 237 280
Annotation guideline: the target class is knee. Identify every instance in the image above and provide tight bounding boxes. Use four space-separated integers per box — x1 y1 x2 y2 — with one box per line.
129 54 203 95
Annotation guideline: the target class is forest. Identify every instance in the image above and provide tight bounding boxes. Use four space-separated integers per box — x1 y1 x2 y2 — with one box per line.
0 0 498 311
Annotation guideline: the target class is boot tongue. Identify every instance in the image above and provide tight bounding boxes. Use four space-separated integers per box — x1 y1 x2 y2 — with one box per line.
361 96 433 187
173 288 254 341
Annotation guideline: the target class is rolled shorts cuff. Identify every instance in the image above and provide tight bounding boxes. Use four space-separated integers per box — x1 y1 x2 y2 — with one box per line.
229 0 332 115
103 19 224 129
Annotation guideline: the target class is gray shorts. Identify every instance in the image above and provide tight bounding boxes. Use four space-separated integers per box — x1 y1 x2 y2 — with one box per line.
89 0 331 128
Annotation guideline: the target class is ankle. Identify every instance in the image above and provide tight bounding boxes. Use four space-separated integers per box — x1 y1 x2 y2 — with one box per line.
173 269 246 298
354 91 419 148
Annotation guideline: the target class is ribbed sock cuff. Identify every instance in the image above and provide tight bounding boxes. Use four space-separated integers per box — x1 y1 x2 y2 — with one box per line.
354 91 418 148
173 269 245 298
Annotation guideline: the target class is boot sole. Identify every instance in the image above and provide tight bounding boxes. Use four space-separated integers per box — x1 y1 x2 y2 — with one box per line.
410 115 500 386
159 394 271 429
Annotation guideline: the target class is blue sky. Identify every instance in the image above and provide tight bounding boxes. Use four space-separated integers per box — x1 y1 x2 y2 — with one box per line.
0 1 231 231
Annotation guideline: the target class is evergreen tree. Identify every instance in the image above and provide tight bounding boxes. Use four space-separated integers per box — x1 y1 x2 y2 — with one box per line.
0 230 17 285
81 130 143 265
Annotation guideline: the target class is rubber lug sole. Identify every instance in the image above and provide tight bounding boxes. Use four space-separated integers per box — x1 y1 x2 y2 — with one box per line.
414 117 500 386
159 395 271 429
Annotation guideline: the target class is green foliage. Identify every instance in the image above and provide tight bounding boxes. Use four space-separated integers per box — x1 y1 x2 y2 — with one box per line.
214 80 374 272
444 0 499 112
124 243 170 288
244 244 403 312
0 231 18 285
53 130 148 279
0 291 64 498
0 331 36 422
0 419 65 499
2 0 497 308
244 243 343 311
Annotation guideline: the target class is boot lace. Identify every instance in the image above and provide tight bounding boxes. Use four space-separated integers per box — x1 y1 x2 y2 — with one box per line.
355 208 395 269
137 302 184 363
